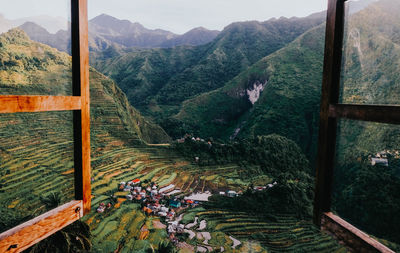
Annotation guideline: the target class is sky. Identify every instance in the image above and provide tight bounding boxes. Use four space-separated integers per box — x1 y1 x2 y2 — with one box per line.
1 0 328 34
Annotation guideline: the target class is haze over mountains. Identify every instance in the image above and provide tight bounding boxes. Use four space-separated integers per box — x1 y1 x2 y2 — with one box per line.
1 0 400 250
0 14 68 34
0 13 221 53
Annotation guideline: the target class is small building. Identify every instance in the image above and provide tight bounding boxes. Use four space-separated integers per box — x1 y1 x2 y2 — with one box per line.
159 184 175 193
227 191 238 197
169 200 181 208
132 179 141 185
371 158 388 166
219 191 226 195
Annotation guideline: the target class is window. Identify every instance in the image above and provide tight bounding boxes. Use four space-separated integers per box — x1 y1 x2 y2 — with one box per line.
314 0 398 252
0 0 90 251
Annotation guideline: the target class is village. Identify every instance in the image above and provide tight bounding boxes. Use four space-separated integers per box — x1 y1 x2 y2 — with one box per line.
95 177 278 252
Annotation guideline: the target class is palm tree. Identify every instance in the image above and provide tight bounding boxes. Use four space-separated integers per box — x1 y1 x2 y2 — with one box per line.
25 220 91 253
40 192 62 210
146 241 177 253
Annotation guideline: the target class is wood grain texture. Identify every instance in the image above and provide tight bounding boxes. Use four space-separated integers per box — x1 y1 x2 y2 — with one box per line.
79 0 91 215
322 212 395 253
0 200 83 253
313 0 345 226
0 96 81 113
71 0 91 215
330 104 400 124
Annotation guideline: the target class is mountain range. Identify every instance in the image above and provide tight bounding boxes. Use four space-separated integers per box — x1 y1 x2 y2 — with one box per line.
95 13 326 116
0 14 220 53
0 14 68 34
0 28 170 144
1 0 399 247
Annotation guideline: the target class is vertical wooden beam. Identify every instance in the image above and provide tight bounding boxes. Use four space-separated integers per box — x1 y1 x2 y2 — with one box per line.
313 0 345 226
72 0 91 215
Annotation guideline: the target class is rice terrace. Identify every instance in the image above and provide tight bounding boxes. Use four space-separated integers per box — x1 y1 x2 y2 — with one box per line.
2 0 400 252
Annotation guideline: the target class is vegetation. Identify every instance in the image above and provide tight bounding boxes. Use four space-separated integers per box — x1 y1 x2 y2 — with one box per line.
173 134 311 177
2 0 400 251
94 14 325 119
195 209 346 253
25 220 92 253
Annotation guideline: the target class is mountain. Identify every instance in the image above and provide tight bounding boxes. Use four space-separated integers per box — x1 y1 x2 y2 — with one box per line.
12 15 69 34
0 14 13 34
160 27 220 48
89 14 220 49
177 0 400 244
176 24 325 158
165 0 397 151
0 14 68 35
88 14 176 49
12 14 219 54
0 28 347 253
19 22 71 53
96 13 326 119
0 28 170 144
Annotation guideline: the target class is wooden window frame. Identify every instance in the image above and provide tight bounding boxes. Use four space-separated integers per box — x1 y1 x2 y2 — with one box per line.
314 0 396 252
0 0 90 252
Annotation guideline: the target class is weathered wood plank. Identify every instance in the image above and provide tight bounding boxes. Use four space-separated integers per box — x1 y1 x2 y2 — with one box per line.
313 0 345 225
322 212 395 253
0 200 83 253
330 104 400 124
0 96 81 113
72 0 91 215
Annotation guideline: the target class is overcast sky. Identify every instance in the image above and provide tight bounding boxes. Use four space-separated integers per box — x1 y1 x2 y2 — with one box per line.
2 0 328 34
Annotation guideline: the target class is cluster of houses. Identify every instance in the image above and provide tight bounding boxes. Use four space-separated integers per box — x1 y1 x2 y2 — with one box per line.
110 179 201 220
253 182 278 191
176 134 212 146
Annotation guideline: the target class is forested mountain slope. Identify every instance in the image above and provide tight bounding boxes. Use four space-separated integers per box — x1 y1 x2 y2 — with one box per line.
176 25 325 159
0 28 349 252
0 27 170 232
0 28 170 144
95 13 326 117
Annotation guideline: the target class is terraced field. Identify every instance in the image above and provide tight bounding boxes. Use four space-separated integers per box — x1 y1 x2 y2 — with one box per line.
0 29 350 252
85 142 266 251
0 111 75 226
0 89 346 252
192 209 347 252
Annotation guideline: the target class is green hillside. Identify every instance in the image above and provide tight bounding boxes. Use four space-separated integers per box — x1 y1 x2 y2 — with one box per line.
0 28 171 233
0 29 349 252
175 0 400 246
330 0 400 245
177 24 325 159
94 14 325 119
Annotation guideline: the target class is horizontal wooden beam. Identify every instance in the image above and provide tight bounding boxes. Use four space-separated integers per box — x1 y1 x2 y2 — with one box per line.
0 96 81 114
329 104 400 124
322 212 395 253
0 200 83 253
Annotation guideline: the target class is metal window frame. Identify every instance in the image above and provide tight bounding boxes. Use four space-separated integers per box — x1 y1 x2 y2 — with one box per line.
0 0 90 252
314 0 396 252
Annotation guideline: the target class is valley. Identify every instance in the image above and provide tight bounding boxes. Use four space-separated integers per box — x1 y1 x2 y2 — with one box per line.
1 0 400 252
0 28 346 252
